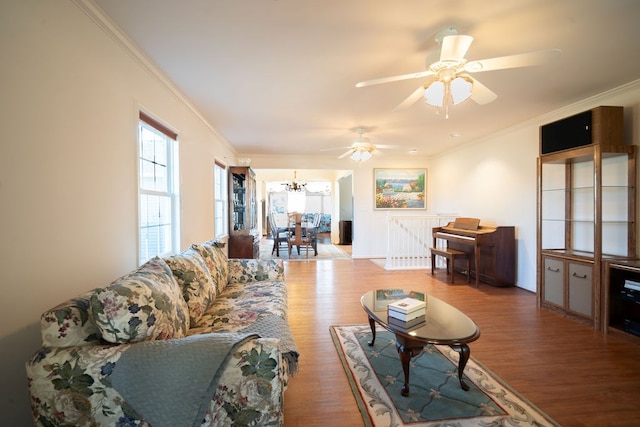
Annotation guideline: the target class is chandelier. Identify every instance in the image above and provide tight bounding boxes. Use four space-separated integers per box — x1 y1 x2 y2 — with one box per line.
283 170 307 192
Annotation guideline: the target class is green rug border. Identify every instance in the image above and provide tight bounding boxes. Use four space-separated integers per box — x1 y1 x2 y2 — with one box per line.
330 324 560 427
330 325 375 427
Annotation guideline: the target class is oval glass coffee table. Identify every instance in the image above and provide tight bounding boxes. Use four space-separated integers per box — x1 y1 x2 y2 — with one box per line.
361 289 480 396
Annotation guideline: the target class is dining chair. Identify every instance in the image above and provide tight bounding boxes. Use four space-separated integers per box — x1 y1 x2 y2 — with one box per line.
307 213 322 256
287 212 311 258
268 214 289 256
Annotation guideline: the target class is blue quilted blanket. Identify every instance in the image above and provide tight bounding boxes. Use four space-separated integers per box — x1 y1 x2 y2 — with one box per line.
110 332 258 427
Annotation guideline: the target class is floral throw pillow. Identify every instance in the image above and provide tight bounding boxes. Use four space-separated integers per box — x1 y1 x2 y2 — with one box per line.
192 241 229 294
40 289 102 347
89 257 190 343
163 247 216 324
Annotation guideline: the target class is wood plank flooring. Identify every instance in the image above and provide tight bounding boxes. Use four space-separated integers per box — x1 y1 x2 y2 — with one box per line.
282 257 640 427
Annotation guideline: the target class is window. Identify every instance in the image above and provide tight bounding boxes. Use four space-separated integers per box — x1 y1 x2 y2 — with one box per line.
214 161 228 237
138 112 180 264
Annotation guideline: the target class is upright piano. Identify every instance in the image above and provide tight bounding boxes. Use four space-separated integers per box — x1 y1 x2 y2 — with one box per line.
432 218 516 287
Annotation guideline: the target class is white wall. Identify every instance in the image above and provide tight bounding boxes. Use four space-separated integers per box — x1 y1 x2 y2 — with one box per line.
0 1 236 424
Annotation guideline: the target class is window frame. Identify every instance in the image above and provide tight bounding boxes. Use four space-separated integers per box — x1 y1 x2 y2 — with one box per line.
137 111 180 264
214 160 229 238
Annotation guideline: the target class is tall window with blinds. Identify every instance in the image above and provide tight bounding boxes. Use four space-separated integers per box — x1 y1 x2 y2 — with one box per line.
138 112 180 264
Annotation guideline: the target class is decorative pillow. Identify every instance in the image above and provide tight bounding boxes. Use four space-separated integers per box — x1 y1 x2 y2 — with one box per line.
163 247 216 324
40 289 102 347
89 257 189 343
192 241 229 294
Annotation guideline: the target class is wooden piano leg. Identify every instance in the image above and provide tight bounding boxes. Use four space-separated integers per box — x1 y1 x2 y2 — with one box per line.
474 248 480 288
431 251 435 276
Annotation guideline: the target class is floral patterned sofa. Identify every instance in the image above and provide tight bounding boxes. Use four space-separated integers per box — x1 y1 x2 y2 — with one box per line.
26 240 298 426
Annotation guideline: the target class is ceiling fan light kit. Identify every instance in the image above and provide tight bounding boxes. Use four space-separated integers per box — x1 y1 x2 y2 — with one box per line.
351 148 373 162
423 75 473 108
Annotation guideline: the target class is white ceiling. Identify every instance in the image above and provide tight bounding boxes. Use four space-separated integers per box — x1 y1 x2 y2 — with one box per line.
93 0 640 159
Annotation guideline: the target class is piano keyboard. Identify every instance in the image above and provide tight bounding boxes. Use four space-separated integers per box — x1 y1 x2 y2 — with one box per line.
435 232 475 241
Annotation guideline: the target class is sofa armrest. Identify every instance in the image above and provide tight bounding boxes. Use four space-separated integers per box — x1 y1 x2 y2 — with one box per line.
26 337 284 426
227 258 284 284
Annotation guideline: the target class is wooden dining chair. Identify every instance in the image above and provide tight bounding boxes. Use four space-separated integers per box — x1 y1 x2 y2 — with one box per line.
287 212 310 258
307 213 321 256
268 214 289 256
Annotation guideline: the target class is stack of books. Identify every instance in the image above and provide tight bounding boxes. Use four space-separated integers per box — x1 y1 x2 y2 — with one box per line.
387 297 426 330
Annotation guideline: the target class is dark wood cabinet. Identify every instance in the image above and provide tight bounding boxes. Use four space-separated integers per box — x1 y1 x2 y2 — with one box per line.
604 261 640 339
228 166 259 259
339 220 352 245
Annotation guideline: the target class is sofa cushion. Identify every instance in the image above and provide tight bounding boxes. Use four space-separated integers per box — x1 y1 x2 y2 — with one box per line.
192 240 229 294
89 257 190 343
227 259 284 284
40 289 102 347
163 247 216 324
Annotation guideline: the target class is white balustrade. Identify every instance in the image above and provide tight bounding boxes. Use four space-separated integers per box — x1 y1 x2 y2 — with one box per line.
384 212 457 270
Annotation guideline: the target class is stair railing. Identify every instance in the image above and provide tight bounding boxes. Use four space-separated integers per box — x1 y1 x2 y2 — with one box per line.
384 212 457 270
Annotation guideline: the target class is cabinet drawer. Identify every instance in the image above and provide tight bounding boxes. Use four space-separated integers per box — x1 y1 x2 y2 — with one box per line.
543 257 564 306
568 262 593 317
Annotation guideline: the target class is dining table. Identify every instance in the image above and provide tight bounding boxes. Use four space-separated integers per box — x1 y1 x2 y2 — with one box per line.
278 222 317 256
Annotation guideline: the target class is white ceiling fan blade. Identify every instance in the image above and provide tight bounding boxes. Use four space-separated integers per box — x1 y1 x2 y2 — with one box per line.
355 70 434 88
338 149 354 159
320 146 352 152
464 48 562 73
371 148 383 156
393 85 426 111
468 76 498 105
393 74 437 111
440 35 474 62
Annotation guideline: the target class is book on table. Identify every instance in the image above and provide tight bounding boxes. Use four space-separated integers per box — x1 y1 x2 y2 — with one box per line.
387 315 426 331
387 297 426 321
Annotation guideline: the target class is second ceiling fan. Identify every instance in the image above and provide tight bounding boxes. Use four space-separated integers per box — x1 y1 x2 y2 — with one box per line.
356 28 561 115
322 128 394 162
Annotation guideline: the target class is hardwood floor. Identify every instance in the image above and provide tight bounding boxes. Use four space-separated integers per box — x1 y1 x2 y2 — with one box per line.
282 258 640 427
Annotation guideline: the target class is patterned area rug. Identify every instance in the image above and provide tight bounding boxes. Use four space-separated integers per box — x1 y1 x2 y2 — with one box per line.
259 238 350 261
331 324 559 427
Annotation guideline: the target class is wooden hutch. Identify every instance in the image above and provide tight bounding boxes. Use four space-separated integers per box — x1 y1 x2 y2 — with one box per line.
536 106 637 331
228 166 259 258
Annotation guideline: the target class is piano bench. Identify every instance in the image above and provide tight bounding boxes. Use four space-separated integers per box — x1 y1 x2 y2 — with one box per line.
430 248 471 285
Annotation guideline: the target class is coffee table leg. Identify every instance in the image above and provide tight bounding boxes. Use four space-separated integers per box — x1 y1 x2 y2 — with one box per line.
450 344 471 391
367 317 376 346
396 343 413 396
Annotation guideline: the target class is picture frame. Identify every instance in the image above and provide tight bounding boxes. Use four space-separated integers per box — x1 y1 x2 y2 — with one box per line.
374 168 426 210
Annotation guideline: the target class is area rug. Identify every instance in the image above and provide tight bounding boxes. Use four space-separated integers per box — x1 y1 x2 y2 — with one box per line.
330 324 559 427
259 238 350 261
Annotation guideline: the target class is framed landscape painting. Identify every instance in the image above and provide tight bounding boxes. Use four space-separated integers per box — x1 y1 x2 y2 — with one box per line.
374 168 426 210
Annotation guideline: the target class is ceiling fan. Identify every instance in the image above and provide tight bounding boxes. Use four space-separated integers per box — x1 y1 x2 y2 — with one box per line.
356 27 561 116
321 128 394 162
